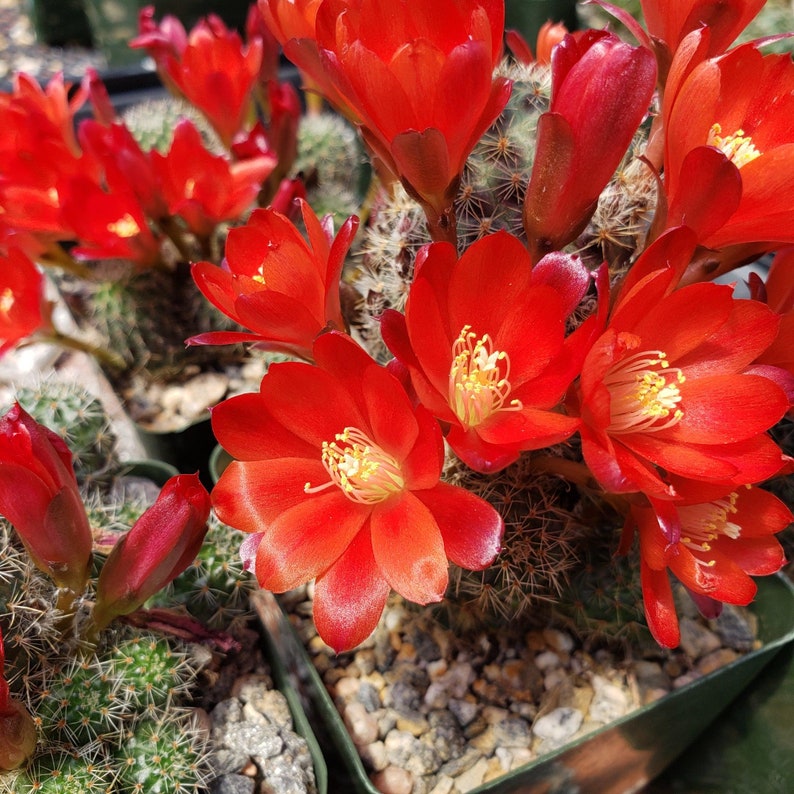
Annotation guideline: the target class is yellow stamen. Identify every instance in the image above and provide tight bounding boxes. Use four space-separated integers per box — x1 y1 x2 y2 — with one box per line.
679 492 741 563
304 427 404 505
106 213 141 238
0 288 15 318
605 350 685 434
448 325 522 428
707 123 761 168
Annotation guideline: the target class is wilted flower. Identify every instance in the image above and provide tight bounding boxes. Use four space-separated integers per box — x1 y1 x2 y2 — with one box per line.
211 331 504 651
93 473 211 630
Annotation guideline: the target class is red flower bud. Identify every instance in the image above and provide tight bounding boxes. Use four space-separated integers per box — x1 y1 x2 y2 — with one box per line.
0 626 37 771
93 474 211 630
0 404 92 594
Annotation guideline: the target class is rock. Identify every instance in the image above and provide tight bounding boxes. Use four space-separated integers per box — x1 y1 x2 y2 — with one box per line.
588 676 630 724
219 723 284 759
532 707 584 747
371 765 414 794
344 701 380 746
678 617 722 660
492 716 532 748
454 757 490 792
360 740 389 772
448 698 479 728
209 774 256 794
697 648 739 675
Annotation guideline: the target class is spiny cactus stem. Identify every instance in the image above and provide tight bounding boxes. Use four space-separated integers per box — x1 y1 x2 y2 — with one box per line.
35 329 128 372
157 215 194 263
38 243 95 280
530 453 629 513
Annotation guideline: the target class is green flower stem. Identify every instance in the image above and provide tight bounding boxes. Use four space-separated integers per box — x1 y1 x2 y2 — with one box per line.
158 215 194 262
37 329 128 372
38 244 95 280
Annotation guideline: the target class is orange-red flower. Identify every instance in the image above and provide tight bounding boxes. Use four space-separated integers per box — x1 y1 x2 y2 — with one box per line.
132 7 263 147
151 120 276 238
189 200 356 360
660 34 794 278
211 331 504 651
381 231 596 473
628 481 790 647
573 231 790 499
258 0 361 119
522 30 656 262
0 249 51 357
505 21 567 66
311 0 512 241
641 0 765 78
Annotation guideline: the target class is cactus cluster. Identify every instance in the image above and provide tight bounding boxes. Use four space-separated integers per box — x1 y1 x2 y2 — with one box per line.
0 382 257 793
293 112 370 225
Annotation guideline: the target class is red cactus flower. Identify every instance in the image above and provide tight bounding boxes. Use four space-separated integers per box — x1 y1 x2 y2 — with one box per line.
661 34 794 280
93 473 211 631
58 176 161 266
641 0 765 78
505 21 567 66
211 331 504 651
151 120 276 238
0 403 93 594
628 481 790 648
0 626 37 771
310 0 512 242
573 232 790 499
258 0 363 120
189 199 356 360
132 8 263 147
522 30 657 262
0 249 51 357
381 231 596 473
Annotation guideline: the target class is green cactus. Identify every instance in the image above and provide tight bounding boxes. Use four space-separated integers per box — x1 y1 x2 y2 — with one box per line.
148 514 256 630
122 96 223 155
294 112 370 224
13 380 120 494
114 713 210 794
13 748 116 794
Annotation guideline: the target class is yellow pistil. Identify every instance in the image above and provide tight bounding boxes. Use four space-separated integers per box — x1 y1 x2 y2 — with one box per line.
251 264 267 286
605 350 685 434
106 214 140 238
448 325 522 428
707 123 761 168
304 427 404 505
679 492 741 563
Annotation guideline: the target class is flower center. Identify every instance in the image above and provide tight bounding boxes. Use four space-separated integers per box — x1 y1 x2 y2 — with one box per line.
0 288 15 318
305 426 405 505
106 214 141 238
605 350 685 434
707 123 761 168
678 492 741 560
448 325 522 428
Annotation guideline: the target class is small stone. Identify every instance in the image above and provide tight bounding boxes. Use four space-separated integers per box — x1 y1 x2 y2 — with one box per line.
219 723 284 759
425 681 450 709
678 617 722 660
344 701 379 746
509 747 534 770
396 711 430 737
588 676 630 724
534 651 562 672
542 629 575 655
448 698 479 728
209 774 255 794
360 740 388 772
371 765 414 794
454 757 490 792
492 716 532 748
428 775 455 794
532 707 583 746
697 648 739 675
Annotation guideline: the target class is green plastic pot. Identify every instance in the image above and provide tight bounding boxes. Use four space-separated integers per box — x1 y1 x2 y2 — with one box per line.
260 575 794 794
